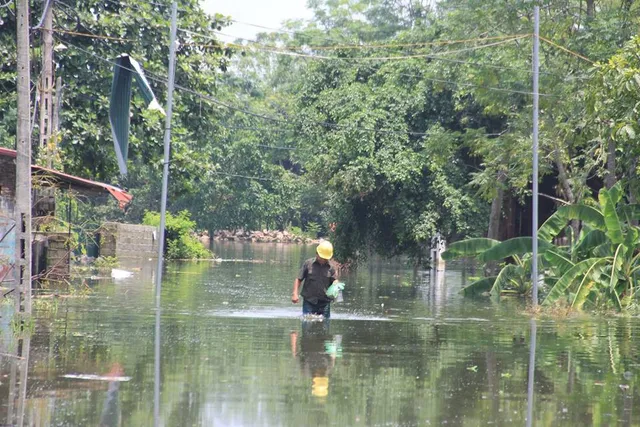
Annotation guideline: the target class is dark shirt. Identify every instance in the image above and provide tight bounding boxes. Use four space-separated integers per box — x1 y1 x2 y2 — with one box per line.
298 258 336 304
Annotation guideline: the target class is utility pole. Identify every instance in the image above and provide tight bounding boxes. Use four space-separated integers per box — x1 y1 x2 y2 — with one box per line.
39 0 54 167
155 4 178 427
15 0 32 314
155 1 178 299
531 5 540 307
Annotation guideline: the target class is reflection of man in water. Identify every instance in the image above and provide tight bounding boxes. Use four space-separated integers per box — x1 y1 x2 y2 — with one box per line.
291 241 337 318
290 321 342 398
99 363 123 427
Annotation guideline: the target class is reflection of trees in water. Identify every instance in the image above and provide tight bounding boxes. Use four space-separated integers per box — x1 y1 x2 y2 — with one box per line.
5 266 640 425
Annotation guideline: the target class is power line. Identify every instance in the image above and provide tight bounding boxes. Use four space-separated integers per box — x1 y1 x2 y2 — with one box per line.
539 35 595 64
184 30 530 61
395 73 555 97
59 39 548 137
209 31 530 51
183 27 586 78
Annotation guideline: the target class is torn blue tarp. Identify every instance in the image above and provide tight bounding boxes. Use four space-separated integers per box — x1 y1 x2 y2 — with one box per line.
109 54 164 175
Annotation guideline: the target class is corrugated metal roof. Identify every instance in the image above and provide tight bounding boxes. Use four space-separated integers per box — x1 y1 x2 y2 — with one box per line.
0 147 132 208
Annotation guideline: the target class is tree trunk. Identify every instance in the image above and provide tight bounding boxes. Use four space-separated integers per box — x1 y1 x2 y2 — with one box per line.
487 172 506 241
553 145 579 242
586 0 595 18
486 172 506 276
605 139 617 189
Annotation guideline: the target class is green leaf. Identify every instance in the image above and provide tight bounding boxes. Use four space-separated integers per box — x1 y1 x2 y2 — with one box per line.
490 264 520 296
574 230 608 254
543 249 575 275
599 187 624 244
557 205 605 229
609 244 626 291
538 210 569 242
617 204 640 222
479 237 551 263
572 279 595 310
543 258 606 306
442 238 500 261
460 277 496 296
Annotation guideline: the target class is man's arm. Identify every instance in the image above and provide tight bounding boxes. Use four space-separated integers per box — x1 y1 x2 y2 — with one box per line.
292 278 302 303
293 261 308 303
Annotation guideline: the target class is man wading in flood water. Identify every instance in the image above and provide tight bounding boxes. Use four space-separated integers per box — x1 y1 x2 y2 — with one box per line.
292 241 337 318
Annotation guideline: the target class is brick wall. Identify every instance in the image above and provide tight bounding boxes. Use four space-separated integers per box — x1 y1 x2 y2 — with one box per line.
31 232 71 279
99 222 159 259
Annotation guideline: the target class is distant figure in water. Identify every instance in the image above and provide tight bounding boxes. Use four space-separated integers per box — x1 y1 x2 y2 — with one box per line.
292 241 337 318
290 321 341 398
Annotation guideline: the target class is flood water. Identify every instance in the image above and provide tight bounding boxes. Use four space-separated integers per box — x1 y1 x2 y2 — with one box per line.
1 243 639 426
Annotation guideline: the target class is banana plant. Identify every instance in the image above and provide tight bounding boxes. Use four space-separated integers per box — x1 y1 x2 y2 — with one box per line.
444 183 640 310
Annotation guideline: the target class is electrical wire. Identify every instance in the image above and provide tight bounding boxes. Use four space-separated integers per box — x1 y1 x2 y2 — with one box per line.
183 29 530 61
60 39 553 137
182 28 587 78
539 35 595 64
0 0 13 9
54 28 134 43
207 31 531 51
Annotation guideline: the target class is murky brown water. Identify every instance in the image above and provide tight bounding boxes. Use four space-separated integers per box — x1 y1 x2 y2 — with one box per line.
1 243 639 426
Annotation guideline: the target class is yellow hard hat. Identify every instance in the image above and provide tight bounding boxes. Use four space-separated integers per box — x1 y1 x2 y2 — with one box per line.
316 241 333 260
312 376 329 397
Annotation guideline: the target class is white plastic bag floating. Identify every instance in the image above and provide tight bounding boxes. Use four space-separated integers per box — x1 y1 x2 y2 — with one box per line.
63 374 131 382
110 268 133 279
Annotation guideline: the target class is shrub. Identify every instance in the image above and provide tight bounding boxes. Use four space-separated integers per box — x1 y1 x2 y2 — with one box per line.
143 210 211 259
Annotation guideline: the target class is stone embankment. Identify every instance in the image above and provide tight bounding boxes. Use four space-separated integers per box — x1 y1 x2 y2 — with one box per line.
201 229 321 244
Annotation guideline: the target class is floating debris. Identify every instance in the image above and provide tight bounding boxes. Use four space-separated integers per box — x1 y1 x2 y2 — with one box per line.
63 374 131 382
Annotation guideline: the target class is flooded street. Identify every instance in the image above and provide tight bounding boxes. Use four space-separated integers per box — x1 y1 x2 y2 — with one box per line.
1 243 639 426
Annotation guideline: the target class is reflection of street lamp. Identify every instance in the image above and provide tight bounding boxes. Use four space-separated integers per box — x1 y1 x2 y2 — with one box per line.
526 319 537 427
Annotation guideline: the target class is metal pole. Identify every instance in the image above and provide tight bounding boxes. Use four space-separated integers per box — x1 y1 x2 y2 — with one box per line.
531 5 540 306
155 2 178 299
526 319 537 427
15 0 32 315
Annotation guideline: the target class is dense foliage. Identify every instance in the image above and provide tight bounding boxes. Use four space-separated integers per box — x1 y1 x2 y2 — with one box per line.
143 210 211 259
1 0 640 267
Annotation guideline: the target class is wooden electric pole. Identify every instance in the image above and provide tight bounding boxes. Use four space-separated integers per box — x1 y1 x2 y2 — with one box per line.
39 1 54 167
15 0 32 314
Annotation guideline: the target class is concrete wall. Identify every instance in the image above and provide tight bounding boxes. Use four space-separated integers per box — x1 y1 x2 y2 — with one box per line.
32 232 71 279
99 222 158 259
0 157 16 285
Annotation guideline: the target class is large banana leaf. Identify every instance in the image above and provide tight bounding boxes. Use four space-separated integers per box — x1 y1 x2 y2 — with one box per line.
557 205 605 229
460 277 496 296
609 244 626 291
543 258 606 306
572 279 596 310
478 237 552 263
599 187 624 244
574 229 608 254
543 249 575 276
607 182 623 205
617 204 640 223
442 238 499 261
490 263 521 296
538 210 569 242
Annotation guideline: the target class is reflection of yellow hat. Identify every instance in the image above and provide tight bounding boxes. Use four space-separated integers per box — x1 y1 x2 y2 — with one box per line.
312 376 329 397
